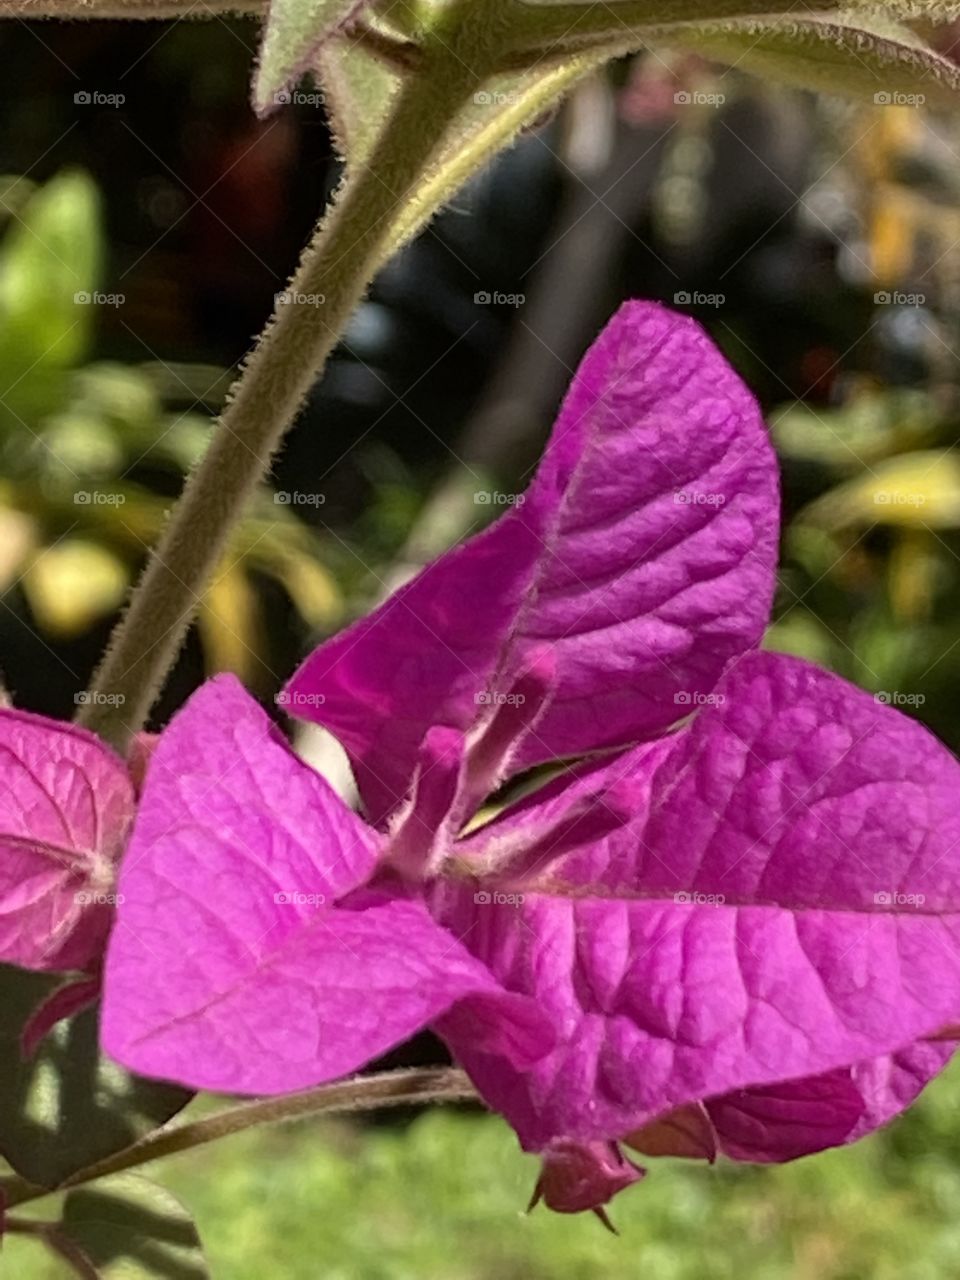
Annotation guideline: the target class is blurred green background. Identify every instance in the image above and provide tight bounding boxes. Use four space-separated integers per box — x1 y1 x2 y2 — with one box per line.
8 1059 960 1279
3 12 960 1279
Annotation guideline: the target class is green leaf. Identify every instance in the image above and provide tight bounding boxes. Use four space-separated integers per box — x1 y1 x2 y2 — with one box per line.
0 966 190 1188
0 170 101 423
253 0 367 115
662 15 960 103
59 1174 208 1279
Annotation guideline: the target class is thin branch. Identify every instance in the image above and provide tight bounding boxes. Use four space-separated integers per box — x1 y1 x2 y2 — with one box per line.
2 1067 477 1210
0 0 264 16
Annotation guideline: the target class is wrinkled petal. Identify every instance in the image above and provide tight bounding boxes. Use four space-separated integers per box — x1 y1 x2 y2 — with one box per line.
541 650 960 911
0 709 134 971
848 1040 954 1143
707 1041 953 1161
102 677 549 1093
433 652 960 1149
288 301 778 825
706 1070 865 1162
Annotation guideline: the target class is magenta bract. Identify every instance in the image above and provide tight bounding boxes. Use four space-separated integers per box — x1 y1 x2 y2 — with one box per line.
0 710 134 972
98 301 960 1215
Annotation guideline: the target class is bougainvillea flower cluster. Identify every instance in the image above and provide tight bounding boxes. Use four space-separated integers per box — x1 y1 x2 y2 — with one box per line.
3 302 959 1218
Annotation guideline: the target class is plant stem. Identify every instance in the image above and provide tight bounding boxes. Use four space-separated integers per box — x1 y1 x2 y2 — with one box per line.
501 0 849 53
78 34 479 749
0 0 264 15
2 1067 477 1209
351 19 422 72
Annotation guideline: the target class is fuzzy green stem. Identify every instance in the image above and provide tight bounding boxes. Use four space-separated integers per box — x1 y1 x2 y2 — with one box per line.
0 0 263 15
2 1067 476 1210
78 20 482 748
502 0 856 53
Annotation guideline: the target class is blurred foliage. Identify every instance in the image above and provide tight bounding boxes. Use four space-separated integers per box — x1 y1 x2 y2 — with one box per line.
9 1057 960 1279
4 31 960 1280
764 100 960 754
0 168 341 691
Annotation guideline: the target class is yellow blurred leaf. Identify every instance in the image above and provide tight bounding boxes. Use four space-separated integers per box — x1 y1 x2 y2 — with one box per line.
800 450 960 530
889 528 937 623
272 552 341 629
0 506 36 592
23 539 129 637
197 568 264 684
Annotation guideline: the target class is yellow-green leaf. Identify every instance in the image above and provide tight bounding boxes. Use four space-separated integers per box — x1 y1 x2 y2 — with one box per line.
23 540 130 637
800 450 960 530
197 566 263 681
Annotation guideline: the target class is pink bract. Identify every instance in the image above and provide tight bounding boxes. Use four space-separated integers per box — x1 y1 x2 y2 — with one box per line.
0 709 134 972
98 301 960 1216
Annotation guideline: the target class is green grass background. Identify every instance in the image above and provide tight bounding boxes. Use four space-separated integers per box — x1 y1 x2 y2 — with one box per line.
7 1056 960 1279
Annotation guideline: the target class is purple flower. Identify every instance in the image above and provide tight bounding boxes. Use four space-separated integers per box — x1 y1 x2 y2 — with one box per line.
98 301 960 1216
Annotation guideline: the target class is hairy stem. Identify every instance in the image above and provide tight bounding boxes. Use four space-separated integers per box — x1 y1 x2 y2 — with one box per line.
78 30 479 748
502 0 853 53
351 18 422 71
0 0 264 15
2 1067 477 1210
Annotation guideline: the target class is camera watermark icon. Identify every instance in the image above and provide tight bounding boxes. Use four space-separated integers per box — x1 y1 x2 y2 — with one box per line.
475 691 526 707
275 690 326 708
674 691 726 707
74 90 125 108
473 90 523 108
274 490 326 506
873 491 925 508
75 890 125 905
674 490 726 507
674 90 725 107
874 690 926 707
275 290 326 308
274 89 325 107
673 290 725 308
74 291 125 308
673 891 726 906
74 490 126 506
474 491 525 506
474 290 525 308
74 691 125 707
873 290 925 307
874 91 925 107
474 890 525 906
873 890 926 907
274 891 327 906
